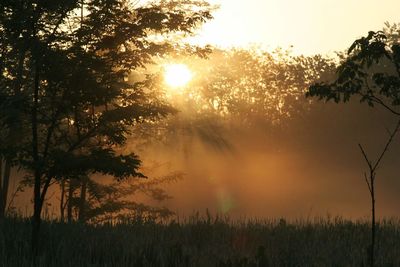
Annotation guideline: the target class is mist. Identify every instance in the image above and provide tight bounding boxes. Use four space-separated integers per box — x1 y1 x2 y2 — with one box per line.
135 99 400 219
4 1 400 265
6 47 400 223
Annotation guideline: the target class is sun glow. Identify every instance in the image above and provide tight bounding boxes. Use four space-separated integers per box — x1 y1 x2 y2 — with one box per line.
164 64 193 88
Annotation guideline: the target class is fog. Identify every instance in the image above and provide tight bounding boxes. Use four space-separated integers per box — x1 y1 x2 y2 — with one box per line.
7 47 400 221
9 97 400 220
137 100 400 219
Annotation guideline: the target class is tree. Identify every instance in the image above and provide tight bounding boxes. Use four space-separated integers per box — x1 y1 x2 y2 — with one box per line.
306 28 400 267
60 170 183 224
0 0 30 219
0 0 212 252
307 30 400 115
177 48 335 125
132 47 335 153
357 120 400 267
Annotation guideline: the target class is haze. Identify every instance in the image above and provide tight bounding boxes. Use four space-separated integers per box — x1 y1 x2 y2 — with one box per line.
5 0 400 221
137 102 400 219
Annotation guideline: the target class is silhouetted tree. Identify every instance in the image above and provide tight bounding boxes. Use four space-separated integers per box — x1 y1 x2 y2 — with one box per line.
307 30 400 115
307 28 400 267
0 0 29 220
61 170 182 223
358 119 400 267
0 0 212 253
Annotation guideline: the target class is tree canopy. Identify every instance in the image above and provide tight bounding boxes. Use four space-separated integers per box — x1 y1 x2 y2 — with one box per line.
130 47 335 153
307 27 400 116
0 0 213 250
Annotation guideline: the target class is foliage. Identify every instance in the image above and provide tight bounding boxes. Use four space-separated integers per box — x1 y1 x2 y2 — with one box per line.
166 48 335 123
0 0 214 249
132 47 335 151
64 170 183 223
307 28 400 116
306 25 400 267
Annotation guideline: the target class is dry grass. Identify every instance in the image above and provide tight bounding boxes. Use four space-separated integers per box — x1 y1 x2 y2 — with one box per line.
1 215 400 266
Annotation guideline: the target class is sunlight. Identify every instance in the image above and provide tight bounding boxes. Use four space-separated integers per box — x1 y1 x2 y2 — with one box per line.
164 64 193 88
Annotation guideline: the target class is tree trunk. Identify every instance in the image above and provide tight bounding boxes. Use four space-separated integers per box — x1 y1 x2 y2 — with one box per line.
370 173 376 267
0 39 26 221
31 192 42 254
1 32 27 221
0 158 12 219
78 177 87 223
31 60 41 254
67 179 74 223
60 180 65 223
0 159 2 218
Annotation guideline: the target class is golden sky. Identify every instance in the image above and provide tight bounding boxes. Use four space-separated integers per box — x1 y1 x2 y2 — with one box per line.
191 0 400 55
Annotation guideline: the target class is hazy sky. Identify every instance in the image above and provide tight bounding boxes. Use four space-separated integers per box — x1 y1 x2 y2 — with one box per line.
192 0 400 55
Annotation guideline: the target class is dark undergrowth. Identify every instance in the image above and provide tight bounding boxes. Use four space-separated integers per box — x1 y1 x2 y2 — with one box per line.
1 216 400 267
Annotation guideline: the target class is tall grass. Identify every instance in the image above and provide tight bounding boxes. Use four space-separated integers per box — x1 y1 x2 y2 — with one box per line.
1 215 399 266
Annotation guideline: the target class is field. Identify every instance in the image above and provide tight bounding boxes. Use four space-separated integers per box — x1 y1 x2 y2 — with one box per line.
1 216 400 267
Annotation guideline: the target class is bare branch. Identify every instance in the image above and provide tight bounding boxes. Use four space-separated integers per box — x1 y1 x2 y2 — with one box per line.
370 95 400 116
373 119 400 170
358 143 372 169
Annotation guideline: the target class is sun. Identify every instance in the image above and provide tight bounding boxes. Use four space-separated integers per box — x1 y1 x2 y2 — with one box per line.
164 64 193 88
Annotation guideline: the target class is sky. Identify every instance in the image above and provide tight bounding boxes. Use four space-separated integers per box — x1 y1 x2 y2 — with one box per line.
191 0 400 55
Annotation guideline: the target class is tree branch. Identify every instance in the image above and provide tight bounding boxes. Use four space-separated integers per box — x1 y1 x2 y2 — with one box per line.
373 119 400 170
370 95 400 116
358 119 400 172
358 143 372 169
